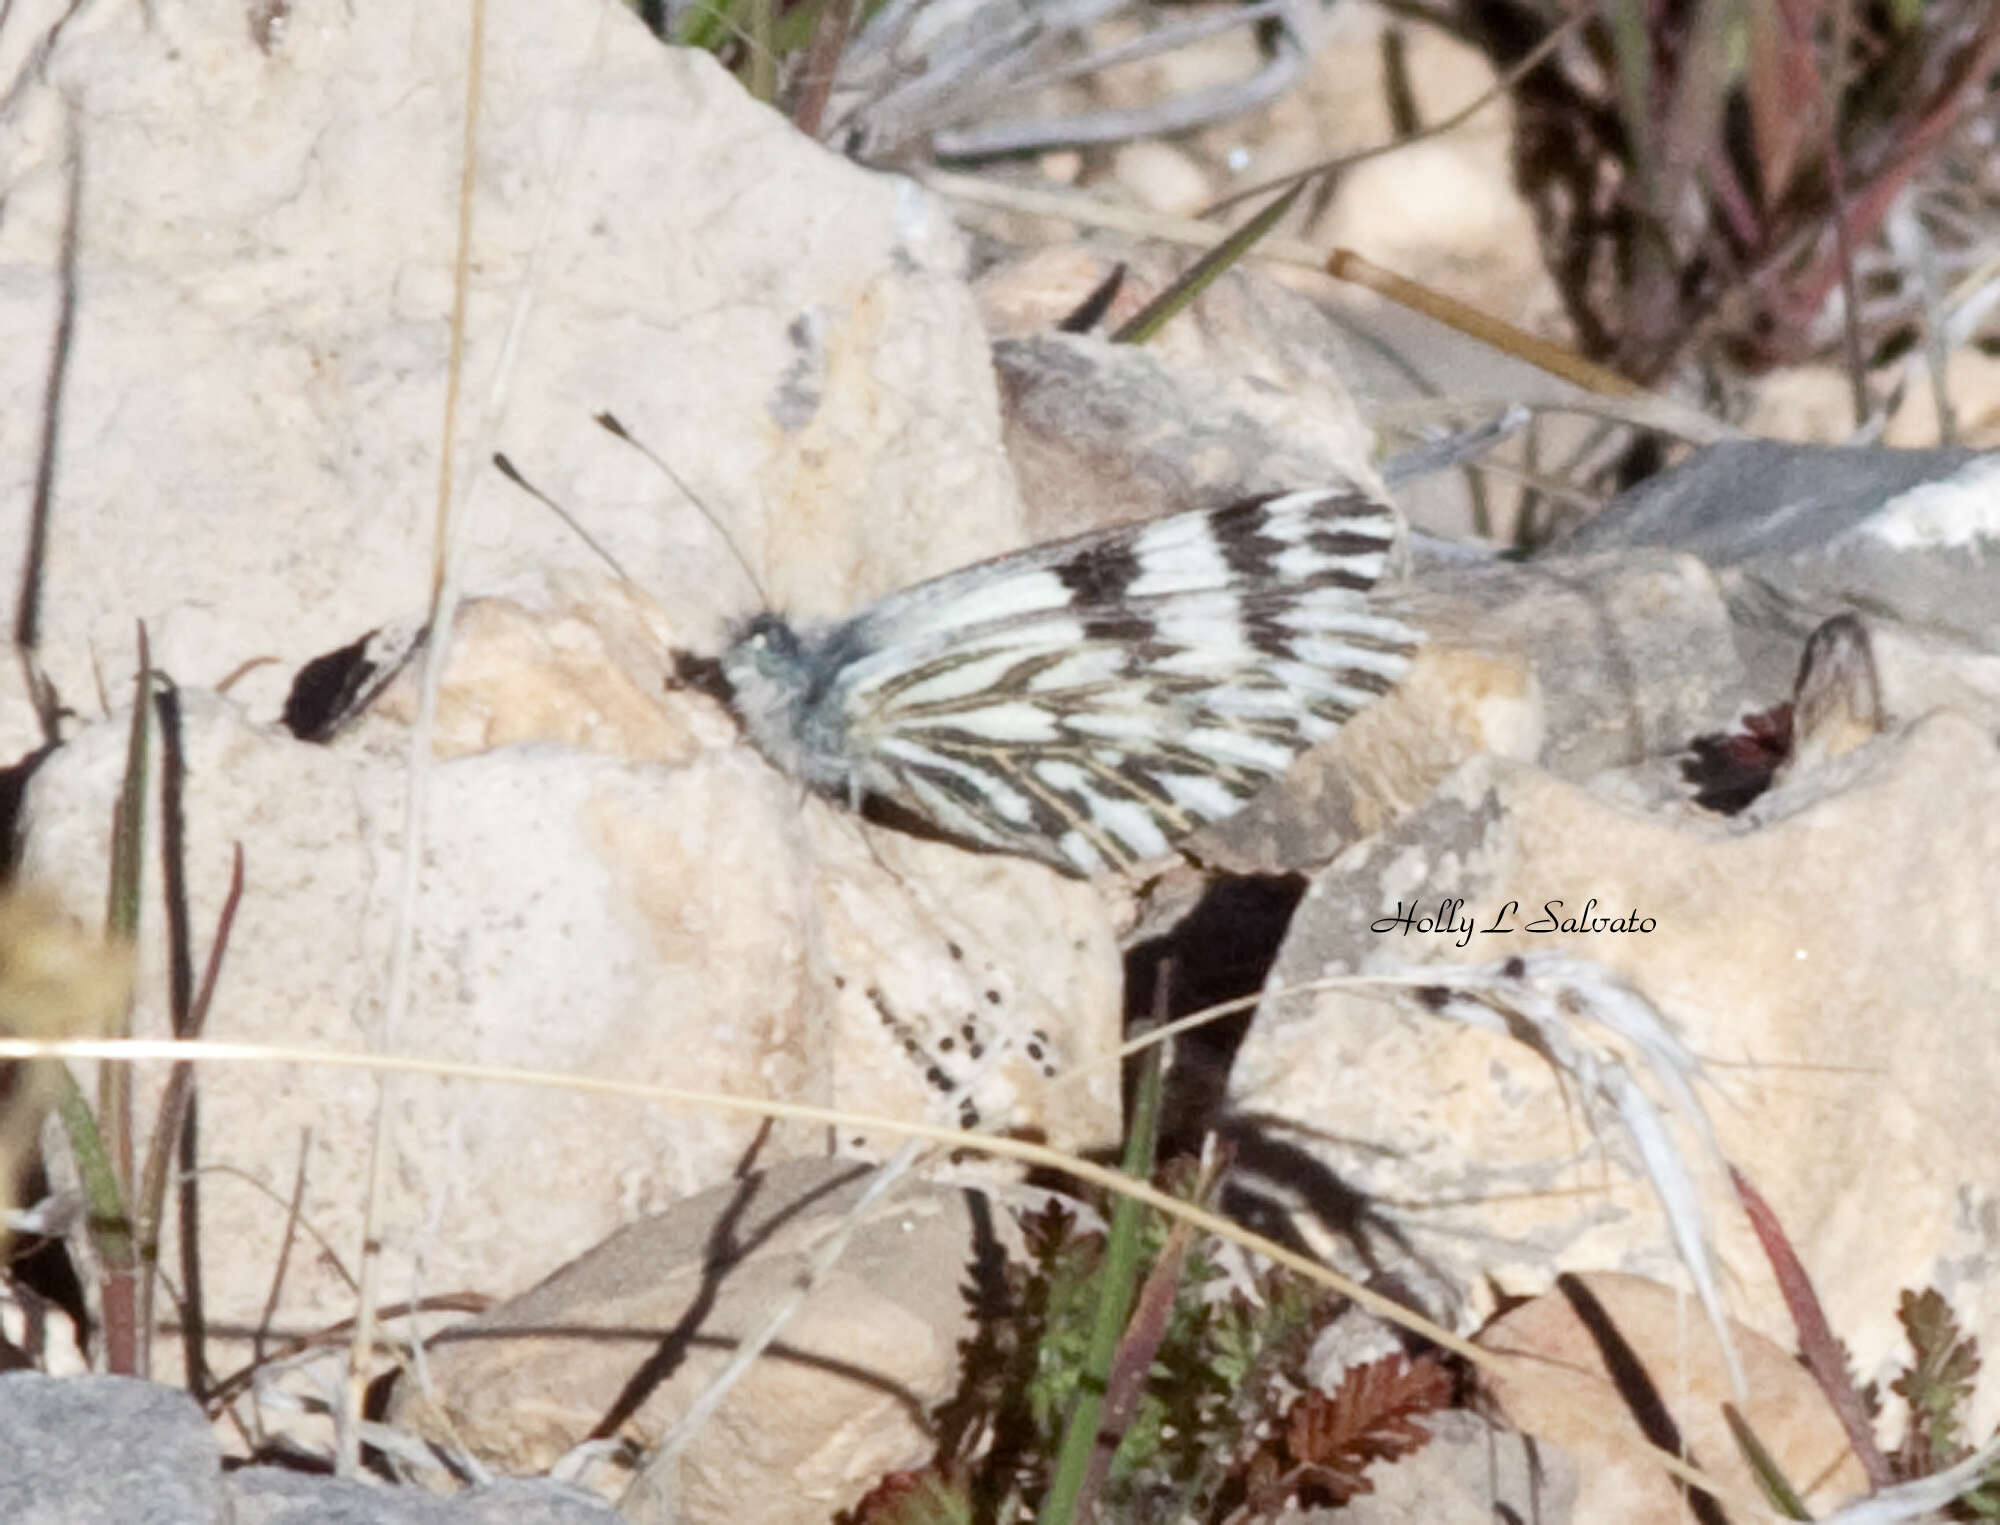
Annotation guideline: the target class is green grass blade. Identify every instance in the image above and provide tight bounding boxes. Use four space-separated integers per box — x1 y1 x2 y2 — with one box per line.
77 627 151 1371
674 0 743 51
1722 1402 1812 1519
1037 1043 1166 1525
1110 178 1308 346
104 628 151 944
747 0 777 103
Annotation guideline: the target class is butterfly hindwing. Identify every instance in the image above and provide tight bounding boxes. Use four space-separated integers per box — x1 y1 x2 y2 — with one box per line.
788 488 1421 875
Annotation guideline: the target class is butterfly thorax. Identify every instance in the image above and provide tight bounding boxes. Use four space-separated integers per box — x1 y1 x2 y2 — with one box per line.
717 613 858 797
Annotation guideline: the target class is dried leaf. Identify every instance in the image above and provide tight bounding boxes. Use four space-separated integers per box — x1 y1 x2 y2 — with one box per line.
1245 1353 1453 1509
1683 702 1793 814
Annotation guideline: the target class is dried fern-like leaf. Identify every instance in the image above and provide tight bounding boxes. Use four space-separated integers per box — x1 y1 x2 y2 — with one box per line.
1245 1352 1452 1511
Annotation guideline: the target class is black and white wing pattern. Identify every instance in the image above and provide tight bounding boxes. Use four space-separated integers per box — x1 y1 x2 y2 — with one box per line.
688 487 1422 876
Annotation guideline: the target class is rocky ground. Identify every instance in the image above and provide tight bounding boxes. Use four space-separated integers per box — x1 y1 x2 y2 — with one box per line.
3 2 1999 1522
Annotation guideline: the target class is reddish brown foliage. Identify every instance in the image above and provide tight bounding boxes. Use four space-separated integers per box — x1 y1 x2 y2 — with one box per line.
1240 1353 1453 1514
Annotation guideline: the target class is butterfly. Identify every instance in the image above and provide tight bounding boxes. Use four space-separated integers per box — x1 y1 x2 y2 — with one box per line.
674 487 1423 876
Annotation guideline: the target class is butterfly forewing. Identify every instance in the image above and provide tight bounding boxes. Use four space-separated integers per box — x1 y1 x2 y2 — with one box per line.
814 488 1422 875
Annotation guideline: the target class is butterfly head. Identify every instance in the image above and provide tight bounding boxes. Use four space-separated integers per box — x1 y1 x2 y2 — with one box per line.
695 613 855 796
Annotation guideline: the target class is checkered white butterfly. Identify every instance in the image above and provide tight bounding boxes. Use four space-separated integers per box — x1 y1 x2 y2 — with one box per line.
674 485 1422 876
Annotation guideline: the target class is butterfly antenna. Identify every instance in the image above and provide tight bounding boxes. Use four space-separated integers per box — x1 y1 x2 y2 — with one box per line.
595 411 771 610
490 452 652 598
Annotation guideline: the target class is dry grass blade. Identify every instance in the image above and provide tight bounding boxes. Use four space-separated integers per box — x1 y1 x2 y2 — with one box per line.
620 1147 931 1515
929 4 1306 160
1327 248 1643 398
346 0 488 1475
1077 1218 1192 1511
1055 261 1126 335
14 114 81 746
1405 956 1744 1396
789 0 860 138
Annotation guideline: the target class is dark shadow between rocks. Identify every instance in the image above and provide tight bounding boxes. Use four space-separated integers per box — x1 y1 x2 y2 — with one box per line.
1124 873 1305 1159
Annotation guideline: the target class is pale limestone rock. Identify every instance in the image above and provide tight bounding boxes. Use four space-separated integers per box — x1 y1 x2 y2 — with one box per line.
0 0 1022 760
366 578 695 766
1770 609 2000 783
1231 710 2000 1431
20 693 815 1397
1481 1273 1868 1524
17 647 1116 1437
3 0 1125 1452
978 247 1372 446
1857 618 2000 733
1383 550 1744 780
388 1159 995 1524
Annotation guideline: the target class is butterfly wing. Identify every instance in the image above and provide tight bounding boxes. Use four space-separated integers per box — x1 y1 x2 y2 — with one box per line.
821 488 1422 875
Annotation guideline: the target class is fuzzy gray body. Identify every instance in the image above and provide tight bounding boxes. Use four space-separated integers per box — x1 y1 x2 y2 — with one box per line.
703 487 1421 876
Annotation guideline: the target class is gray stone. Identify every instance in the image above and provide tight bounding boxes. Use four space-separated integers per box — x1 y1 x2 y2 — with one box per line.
0 1373 620 1524
978 246 1377 534
0 1373 221 1525
993 330 1375 543
1551 441 2000 692
226 1470 618 1523
1554 440 1980 563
